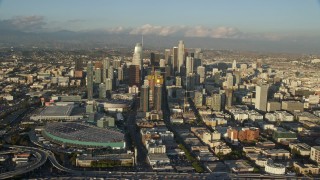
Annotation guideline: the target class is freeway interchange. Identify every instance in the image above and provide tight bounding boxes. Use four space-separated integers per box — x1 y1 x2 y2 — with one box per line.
0 145 300 179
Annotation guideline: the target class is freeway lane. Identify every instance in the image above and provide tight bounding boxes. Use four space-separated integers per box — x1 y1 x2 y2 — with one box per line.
0 145 48 179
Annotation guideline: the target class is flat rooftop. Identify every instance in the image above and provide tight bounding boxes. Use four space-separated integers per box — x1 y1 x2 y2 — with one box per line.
40 105 74 116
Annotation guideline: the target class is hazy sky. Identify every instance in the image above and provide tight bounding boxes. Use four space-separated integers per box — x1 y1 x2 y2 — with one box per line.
0 0 320 40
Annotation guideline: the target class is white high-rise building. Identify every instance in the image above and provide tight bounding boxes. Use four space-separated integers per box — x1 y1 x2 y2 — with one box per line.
177 40 185 73
255 84 269 111
232 60 237 70
132 43 143 70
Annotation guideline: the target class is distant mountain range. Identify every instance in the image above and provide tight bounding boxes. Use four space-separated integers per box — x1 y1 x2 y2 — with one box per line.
0 29 319 54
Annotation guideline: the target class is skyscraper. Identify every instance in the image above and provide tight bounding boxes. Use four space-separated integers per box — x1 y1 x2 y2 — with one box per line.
140 85 149 112
94 68 102 83
232 60 237 70
75 59 84 78
197 66 205 84
186 56 194 75
164 49 171 65
118 66 124 81
132 43 143 69
128 65 140 87
154 84 162 111
87 61 94 100
226 73 234 89
172 47 178 72
255 84 269 111
211 93 222 111
178 40 185 73
106 78 112 91
225 89 233 108
102 58 110 85
99 83 106 99
75 58 83 71
194 91 203 108
176 76 182 86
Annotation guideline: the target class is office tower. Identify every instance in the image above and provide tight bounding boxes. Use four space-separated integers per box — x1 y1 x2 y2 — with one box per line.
176 76 182 86
107 66 114 79
102 58 110 85
118 66 124 81
94 68 102 83
211 93 222 111
147 71 164 108
226 73 234 89
140 85 149 112
186 56 194 75
159 59 166 67
165 65 171 78
128 65 140 86
99 83 106 99
194 48 203 59
178 40 185 73
172 47 178 72
154 84 162 111
150 52 160 67
132 43 143 69
197 66 205 83
87 61 94 100
186 74 197 91
225 89 233 108
106 78 112 91
255 84 269 111
164 49 171 65
193 58 202 71
232 60 237 70
194 91 203 108
113 59 121 69
234 71 241 85
95 61 103 69
75 59 83 71
75 59 84 78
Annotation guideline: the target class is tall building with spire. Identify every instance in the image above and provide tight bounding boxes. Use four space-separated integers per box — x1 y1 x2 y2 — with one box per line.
87 61 94 100
132 43 143 83
232 60 237 70
132 43 143 69
178 40 185 73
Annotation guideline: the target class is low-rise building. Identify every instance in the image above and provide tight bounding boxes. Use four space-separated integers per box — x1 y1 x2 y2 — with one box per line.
289 143 311 156
224 160 254 173
262 149 291 160
293 162 320 175
265 159 286 175
76 153 134 167
272 128 297 143
311 146 320 164
215 144 232 155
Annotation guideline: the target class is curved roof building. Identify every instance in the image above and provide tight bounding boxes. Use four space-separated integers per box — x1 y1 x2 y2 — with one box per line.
43 122 125 149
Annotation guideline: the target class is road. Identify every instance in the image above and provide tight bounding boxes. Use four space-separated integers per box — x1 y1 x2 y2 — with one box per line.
0 145 48 179
126 98 151 171
0 145 303 179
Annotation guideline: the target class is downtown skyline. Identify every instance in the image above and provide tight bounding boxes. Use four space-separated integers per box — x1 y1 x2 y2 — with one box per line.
0 0 320 53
